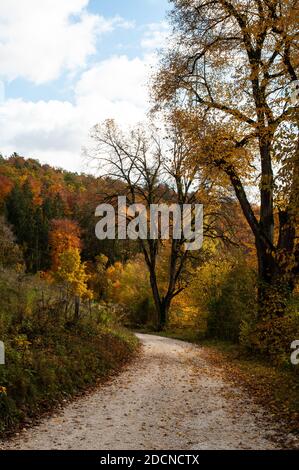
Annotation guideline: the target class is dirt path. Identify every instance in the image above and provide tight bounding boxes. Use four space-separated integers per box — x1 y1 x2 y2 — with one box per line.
0 334 295 450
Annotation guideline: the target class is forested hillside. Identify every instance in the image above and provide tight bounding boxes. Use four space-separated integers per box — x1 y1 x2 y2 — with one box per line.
0 152 297 351
0 154 139 436
0 0 298 448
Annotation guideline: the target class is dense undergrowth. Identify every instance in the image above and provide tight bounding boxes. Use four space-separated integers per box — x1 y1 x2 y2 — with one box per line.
0 269 138 437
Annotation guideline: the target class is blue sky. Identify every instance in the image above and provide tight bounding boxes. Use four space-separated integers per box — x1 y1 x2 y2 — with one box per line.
0 0 170 171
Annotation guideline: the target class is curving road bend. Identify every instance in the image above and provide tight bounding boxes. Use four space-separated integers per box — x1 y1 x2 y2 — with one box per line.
0 334 295 450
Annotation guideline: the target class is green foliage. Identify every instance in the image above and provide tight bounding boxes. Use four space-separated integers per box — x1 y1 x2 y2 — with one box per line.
205 261 257 342
5 183 50 272
0 269 137 436
188 249 299 368
190 253 257 342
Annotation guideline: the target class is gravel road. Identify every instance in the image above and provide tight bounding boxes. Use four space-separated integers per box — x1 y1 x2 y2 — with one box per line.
0 333 294 450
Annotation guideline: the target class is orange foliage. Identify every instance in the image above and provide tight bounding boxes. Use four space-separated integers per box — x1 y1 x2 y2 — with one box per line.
49 219 81 271
27 177 42 206
0 175 13 203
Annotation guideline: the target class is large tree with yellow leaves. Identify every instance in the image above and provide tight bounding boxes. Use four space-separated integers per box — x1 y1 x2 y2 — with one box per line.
155 0 299 318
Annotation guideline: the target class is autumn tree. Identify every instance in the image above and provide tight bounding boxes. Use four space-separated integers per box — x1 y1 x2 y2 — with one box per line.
49 219 81 271
49 220 92 318
0 216 24 269
154 0 299 318
106 256 155 325
54 248 93 319
0 175 13 210
1 154 139 271
89 254 109 300
88 118 227 329
5 182 49 272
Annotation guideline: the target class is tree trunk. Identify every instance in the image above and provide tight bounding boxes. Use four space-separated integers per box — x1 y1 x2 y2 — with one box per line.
257 278 291 320
148 269 164 330
156 299 169 331
148 268 171 330
162 295 172 328
222 158 296 320
259 138 274 246
74 296 80 320
256 239 293 319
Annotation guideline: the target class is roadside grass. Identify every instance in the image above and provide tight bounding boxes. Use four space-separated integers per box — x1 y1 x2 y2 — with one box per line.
0 270 139 438
0 324 139 438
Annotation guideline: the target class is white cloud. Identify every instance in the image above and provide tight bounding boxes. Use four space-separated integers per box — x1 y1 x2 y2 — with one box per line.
75 55 152 119
0 54 157 172
0 81 5 103
0 0 163 172
111 16 136 30
0 98 83 170
0 0 130 84
141 22 169 51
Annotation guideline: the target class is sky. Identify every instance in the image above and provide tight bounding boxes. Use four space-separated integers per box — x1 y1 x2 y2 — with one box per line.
0 0 170 173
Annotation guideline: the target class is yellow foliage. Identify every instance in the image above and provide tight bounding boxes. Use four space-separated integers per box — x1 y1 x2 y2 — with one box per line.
55 248 93 300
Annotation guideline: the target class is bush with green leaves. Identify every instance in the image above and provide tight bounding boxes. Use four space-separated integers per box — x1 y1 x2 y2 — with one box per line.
190 253 257 342
205 261 257 342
